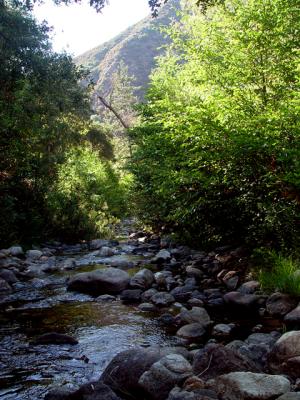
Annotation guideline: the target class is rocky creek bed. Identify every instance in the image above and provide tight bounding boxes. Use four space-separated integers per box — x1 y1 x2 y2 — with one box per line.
0 227 300 400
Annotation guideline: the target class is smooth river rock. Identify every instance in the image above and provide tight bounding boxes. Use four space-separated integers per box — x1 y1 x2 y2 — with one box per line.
67 267 130 295
213 372 291 400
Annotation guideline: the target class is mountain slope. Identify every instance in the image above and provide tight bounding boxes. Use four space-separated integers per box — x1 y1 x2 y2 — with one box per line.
75 0 180 98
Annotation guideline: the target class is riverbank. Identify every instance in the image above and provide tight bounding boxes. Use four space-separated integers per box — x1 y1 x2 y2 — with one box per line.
0 224 299 399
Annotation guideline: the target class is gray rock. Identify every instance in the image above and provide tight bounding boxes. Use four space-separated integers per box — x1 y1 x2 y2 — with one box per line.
139 354 193 400
130 268 154 289
8 246 23 257
61 258 76 270
186 266 203 280
171 285 196 302
214 372 290 400
168 387 218 400
212 323 235 338
44 388 72 400
176 323 207 341
266 293 298 317
155 272 167 287
90 239 110 250
284 303 300 325
179 307 211 327
99 246 115 257
152 249 171 264
238 281 260 294
223 291 263 309
139 302 157 312
142 288 158 302
70 381 121 400
0 269 18 284
101 348 163 396
32 332 78 345
26 249 43 259
151 292 175 307
193 344 258 380
268 330 300 379
96 294 116 302
120 289 142 303
0 277 12 294
67 267 130 295
276 394 300 400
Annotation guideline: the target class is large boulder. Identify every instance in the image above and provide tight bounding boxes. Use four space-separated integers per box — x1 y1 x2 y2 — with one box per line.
130 269 154 289
67 268 130 295
101 348 190 398
138 354 193 400
223 291 263 310
101 348 162 397
268 331 300 379
213 372 290 400
193 344 258 380
266 293 298 317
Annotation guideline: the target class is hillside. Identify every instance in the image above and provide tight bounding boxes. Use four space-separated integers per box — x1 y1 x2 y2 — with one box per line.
75 0 180 98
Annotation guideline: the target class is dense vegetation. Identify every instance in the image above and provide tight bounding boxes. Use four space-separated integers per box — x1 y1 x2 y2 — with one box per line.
130 0 300 252
0 3 127 246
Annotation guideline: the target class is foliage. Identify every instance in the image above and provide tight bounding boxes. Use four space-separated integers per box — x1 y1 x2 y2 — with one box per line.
46 146 127 241
130 0 300 250
0 4 126 246
254 249 300 296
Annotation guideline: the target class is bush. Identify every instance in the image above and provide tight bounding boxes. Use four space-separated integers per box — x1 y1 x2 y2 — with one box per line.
255 249 300 296
47 146 127 242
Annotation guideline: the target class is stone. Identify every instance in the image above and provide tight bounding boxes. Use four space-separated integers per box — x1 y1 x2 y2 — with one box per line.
188 298 204 308
61 258 76 270
171 285 196 302
139 302 157 312
155 272 167 287
139 354 193 400
8 246 23 257
120 289 142 303
268 330 300 379
284 303 300 325
68 381 121 400
183 376 206 391
266 293 298 317
90 239 110 250
142 288 158 302
151 292 175 307
168 387 218 400
176 323 207 341
214 372 290 400
212 323 235 338
193 344 257 380
222 271 239 290
32 332 78 345
44 388 72 400
130 268 154 289
0 269 18 284
186 266 203 280
101 348 163 396
96 294 116 302
152 249 171 264
238 280 260 294
67 268 130 295
0 277 12 294
26 249 43 259
276 394 300 400
99 246 115 257
223 291 263 310
179 307 211 327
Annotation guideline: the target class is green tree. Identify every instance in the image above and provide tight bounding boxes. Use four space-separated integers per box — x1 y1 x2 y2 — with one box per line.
130 0 300 250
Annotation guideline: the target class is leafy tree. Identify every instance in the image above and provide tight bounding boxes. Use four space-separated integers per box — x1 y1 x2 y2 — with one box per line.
0 3 123 245
130 0 300 251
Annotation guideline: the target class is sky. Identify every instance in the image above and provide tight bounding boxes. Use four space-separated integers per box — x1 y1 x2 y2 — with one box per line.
33 0 150 57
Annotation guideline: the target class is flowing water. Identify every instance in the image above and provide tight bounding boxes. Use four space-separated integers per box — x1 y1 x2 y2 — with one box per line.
0 251 177 400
